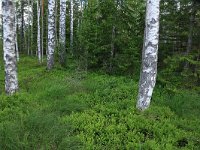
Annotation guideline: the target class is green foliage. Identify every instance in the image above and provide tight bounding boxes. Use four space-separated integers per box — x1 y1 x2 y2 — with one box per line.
76 0 145 74
158 52 200 90
159 0 200 89
0 58 200 149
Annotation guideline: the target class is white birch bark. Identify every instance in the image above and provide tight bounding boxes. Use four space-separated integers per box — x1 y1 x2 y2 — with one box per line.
15 6 19 62
59 0 67 66
2 0 19 95
47 0 56 69
41 0 44 62
137 0 161 111
70 0 74 50
37 0 41 63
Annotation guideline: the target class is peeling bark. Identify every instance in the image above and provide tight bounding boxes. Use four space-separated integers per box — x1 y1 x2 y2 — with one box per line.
137 0 161 111
2 0 19 95
47 0 56 70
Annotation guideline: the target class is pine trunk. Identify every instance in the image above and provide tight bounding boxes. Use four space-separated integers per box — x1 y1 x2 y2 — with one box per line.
2 0 19 95
137 0 161 111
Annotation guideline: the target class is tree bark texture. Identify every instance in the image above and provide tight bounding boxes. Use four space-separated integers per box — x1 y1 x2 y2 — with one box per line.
2 0 19 95
47 0 56 70
37 0 42 63
137 0 161 111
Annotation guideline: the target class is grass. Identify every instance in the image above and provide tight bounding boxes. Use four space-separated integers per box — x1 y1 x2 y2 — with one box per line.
0 57 200 149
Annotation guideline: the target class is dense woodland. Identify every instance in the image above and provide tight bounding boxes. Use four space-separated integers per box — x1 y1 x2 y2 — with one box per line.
0 0 200 149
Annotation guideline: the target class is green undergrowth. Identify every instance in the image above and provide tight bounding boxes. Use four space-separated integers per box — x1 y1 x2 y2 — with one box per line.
0 57 200 149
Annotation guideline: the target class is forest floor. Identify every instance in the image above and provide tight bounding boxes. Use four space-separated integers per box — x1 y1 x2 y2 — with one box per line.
0 57 200 150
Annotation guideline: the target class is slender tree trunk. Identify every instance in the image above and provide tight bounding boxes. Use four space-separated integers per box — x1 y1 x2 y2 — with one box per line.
109 25 116 73
37 0 41 63
20 0 24 52
31 0 34 56
27 0 30 55
137 0 161 111
70 0 74 52
15 3 19 62
47 0 56 70
41 0 44 62
59 0 67 66
2 0 19 95
55 1 58 47
15 11 19 62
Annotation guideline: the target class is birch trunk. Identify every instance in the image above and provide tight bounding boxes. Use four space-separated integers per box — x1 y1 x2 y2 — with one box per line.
47 0 56 70
2 0 19 95
137 0 161 111
15 6 19 62
37 0 41 63
41 0 44 62
70 0 74 51
59 0 67 66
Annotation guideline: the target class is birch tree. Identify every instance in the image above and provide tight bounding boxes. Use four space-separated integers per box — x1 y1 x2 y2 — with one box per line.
15 5 19 62
59 0 67 66
70 0 74 51
41 0 44 62
47 0 56 69
137 0 161 111
2 0 19 95
37 0 41 63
